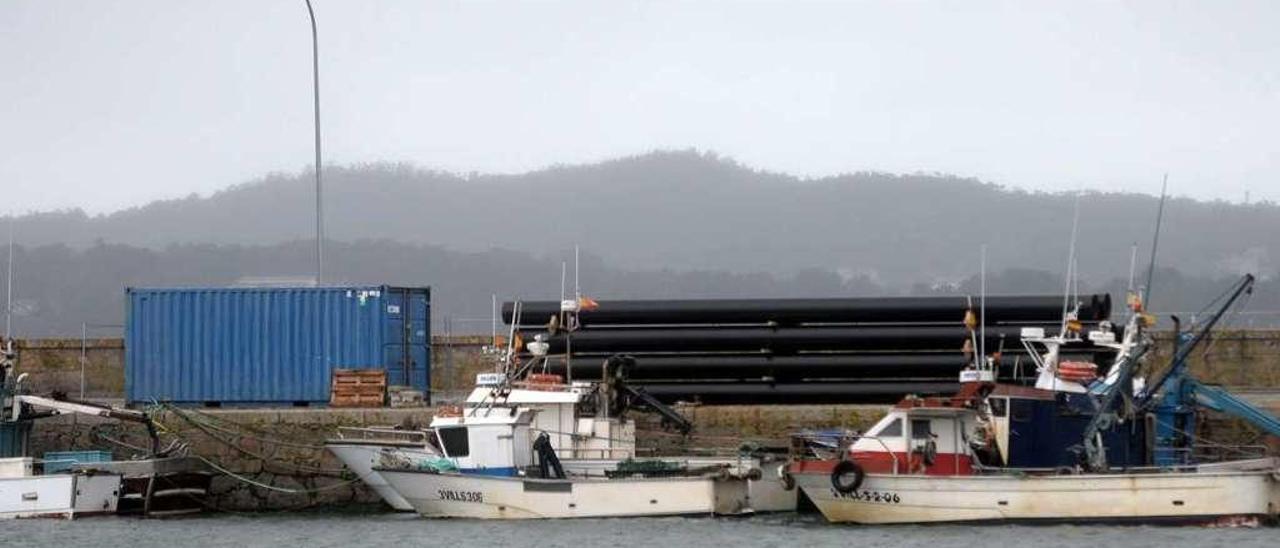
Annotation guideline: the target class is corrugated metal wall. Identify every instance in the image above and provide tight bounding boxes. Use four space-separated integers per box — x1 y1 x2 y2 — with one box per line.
125 286 430 405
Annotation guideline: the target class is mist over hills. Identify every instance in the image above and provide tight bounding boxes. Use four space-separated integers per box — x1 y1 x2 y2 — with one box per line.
4 151 1278 336
5 239 1277 338
12 151 1279 283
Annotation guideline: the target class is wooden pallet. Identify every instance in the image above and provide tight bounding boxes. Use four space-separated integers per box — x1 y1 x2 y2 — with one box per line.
330 369 387 408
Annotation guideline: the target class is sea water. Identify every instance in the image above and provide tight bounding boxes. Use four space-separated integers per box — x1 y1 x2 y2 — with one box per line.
1 511 1275 547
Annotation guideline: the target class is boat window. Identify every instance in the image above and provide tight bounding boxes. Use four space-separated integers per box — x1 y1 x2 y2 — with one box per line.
910 419 933 440
438 427 470 457
989 397 1007 418
873 418 903 438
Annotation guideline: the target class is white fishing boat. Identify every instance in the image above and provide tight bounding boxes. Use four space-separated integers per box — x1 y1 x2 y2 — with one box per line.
790 276 1280 525
375 404 756 519
324 370 637 511
325 427 440 511
331 293 797 514
330 365 795 513
1 340 206 518
0 456 121 519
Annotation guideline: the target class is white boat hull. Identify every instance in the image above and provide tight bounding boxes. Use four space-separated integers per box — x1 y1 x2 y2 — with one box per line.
0 474 121 519
326 441 439 511
559 457 797 512
378 468 752 519
796 468 1280 525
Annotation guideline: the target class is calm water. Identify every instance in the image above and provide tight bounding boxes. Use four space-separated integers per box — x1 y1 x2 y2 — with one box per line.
1 512 1276 547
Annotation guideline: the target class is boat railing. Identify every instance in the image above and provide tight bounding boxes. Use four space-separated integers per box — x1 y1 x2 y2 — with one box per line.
859 435 902 475
788 431 900 474
562 447 636 460
969 459 1276 476
1193 444 1270 463
335 426 430 443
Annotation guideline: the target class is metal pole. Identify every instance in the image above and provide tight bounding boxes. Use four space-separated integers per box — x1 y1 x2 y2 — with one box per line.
305 0 324 285
80 322 87 399
6 218 13 341
1144 174 1169 308
445 317 454 400
979 244 986 367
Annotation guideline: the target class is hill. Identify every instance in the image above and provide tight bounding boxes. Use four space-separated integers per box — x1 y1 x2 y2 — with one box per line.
9 151 1278 286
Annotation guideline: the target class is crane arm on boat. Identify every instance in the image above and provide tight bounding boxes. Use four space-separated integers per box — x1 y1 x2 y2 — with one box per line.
1186 381 1280 439
1143 274 1254 401
14 394 162 454
616 383 694 435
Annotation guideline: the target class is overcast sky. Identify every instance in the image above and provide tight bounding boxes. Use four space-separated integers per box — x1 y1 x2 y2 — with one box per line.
2 1 1277 214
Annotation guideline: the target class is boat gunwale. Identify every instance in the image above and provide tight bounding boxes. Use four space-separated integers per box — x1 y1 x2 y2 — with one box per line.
372 466 724 484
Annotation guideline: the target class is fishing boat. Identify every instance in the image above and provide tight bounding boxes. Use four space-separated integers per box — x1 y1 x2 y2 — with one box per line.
0 340 123 519
374 397 757 519
0 455 122 519
341 366 786 518
789 276 1280 525
331 297 796 514
0 340 210 518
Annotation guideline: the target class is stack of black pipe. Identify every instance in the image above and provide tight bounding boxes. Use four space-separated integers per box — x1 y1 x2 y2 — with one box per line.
502 294 1112 404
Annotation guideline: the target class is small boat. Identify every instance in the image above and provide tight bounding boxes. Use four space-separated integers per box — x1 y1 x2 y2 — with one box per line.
1 340 209 518
325 427 441 511
790 276 1280 525
0 455 121 519
330 299 797 514
374 404 757 519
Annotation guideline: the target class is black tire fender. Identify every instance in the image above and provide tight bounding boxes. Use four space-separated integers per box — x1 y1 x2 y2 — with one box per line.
921 439 937 468
777 462 796 491
830 459 865 494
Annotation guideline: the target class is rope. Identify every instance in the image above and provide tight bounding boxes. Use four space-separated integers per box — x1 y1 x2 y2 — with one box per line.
160 404 332 451
191 455 364 494
1149 415 1267 460
156 408 348 476
1198 289 1253 359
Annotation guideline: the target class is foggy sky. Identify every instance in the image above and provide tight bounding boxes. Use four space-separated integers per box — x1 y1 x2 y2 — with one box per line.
2 0 1278 215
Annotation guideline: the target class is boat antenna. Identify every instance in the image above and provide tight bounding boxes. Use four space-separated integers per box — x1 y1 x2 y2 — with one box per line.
980 244 987 370
491 294 498 348
5 216 13 346
574 244 580 302
1060 192 1082 337
560 260 572 382
1126 243 1138 293
1143 175 1168 309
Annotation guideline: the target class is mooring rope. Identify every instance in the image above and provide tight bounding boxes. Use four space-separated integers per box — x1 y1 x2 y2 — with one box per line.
159 403 333 451
190 455 365 494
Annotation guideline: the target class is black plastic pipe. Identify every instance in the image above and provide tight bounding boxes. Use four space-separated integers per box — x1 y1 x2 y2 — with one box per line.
634 382 961 405
519 324 1052 354
503 294 1111 327
543 352 1090 381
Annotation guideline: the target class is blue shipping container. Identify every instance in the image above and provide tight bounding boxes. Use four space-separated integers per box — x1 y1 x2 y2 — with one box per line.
126 286 430 405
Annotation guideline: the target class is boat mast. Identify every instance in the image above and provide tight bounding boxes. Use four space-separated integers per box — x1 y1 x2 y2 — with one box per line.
4 218 13 360
1142 175 1168 308
1059 193 1082 337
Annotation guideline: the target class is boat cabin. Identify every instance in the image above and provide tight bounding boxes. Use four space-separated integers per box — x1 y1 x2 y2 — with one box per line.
460 373 636 460
430 409 535 477
849 398 977 476
843 383 1150 476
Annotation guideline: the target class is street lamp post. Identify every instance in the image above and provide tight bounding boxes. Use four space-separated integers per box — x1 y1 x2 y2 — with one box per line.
305 0 323 285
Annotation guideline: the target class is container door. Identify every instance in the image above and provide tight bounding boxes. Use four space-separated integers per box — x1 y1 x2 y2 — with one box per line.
382 288 430 400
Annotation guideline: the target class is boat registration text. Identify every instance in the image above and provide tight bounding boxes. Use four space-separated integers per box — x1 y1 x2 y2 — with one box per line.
438 489 484 503
830 489 901 504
